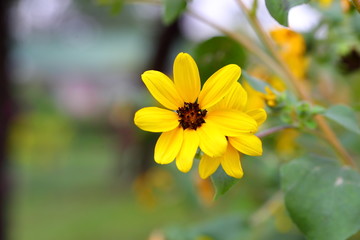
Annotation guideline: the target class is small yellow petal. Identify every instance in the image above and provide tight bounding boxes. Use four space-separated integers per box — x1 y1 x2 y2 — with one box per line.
176 129 199 173
199 154 221 179
173 53 201 103
228 134 263 156
246 108 267 126
218 82 247 111
198 64 241 109
205 110 258 136
134 107 179 132
155 127 183 164
197 122 227 157
142 70 183 110
221 144 244 179
243 81 266 110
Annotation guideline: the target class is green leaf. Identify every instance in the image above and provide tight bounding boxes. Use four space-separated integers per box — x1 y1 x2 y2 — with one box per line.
281 156 360 240
241 71 269 93
193 36 247 84
211 167 239 198
323 104 360 134
265 0 310 26
163 0 187 25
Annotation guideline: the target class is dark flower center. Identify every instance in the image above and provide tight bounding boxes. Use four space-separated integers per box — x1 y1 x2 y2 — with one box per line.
176 102 207 130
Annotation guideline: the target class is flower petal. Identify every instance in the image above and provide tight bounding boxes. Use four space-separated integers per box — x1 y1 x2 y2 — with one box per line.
228 134 263 156
134 107 179 132
173 53 201 103
176 129 199 173
142 70 183 110
198 64 241 109
246 108 267 126
221 144 244 179
218 82 247 111
197 122 227 157
199 154 221 179
154 127 183 164
243 81 266 110
205 110 258 136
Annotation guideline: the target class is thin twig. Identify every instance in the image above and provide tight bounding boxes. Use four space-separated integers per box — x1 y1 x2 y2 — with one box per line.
256 125 293 138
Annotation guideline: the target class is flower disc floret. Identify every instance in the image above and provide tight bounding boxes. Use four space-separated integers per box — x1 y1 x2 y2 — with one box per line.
177 102 207 130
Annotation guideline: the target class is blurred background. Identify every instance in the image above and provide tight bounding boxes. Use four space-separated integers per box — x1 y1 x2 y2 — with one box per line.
1 0 359 239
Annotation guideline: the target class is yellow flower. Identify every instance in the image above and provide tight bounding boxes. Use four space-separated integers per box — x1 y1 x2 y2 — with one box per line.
270 28 305 56
270 28 308 79
242 81 277 108
134 53 258 173
199 82 267 179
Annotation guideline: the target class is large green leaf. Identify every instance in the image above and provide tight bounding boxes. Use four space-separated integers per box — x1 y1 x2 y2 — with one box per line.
193 36 247 84
265 0 310 26
163 0 187 25
281 156 360 240
211 167 239 198
323 104 360 135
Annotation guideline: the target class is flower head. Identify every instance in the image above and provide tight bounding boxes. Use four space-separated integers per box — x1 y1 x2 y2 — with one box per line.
134 53 258 174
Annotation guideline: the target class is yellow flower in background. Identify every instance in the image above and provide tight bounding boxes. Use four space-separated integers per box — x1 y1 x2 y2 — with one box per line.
319 0 333 8
270 28 308 79
242 81 277 109
134 53 258 174
270 28 305 57
340 0 351 12
199 82 267 179
133 167 173 208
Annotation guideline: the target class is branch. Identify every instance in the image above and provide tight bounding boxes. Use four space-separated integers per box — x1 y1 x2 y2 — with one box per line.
257 125 293 138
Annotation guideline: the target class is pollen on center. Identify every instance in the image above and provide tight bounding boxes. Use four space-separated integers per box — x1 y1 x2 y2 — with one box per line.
176 102 207 130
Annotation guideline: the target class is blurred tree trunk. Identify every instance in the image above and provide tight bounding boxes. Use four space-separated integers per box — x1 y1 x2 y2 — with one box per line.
150 20 181 71
0 0 13 239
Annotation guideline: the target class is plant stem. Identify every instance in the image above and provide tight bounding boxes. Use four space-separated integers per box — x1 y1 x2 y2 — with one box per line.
257 125 293 138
